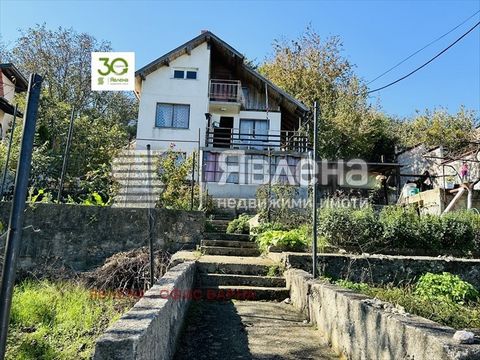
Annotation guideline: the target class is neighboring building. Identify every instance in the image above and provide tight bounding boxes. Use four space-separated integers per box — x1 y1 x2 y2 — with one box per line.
0 63 27 139
121 31 311 206
397 142 480 214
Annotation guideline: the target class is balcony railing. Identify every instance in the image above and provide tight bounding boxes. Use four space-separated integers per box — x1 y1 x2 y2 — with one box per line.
205 127 311 153
209 79 242 103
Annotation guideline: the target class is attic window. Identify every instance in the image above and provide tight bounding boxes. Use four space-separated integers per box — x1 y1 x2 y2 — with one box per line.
173 69 197 80
186 71 197 79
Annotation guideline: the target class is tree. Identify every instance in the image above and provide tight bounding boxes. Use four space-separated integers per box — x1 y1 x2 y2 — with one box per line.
259 26 397 161
397 107 477 152
0 24 137 202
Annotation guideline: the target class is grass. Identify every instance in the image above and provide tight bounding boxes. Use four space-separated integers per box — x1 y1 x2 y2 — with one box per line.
335 279 480 330
7 280 136 360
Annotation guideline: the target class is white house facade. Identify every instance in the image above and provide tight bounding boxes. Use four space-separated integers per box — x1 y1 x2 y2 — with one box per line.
123 31 312 207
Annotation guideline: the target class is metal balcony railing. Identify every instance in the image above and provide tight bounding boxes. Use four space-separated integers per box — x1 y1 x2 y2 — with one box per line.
209 79 242 102
205 127 311 153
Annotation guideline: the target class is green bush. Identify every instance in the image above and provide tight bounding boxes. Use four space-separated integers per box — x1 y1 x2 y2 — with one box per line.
317 206 383 251
379 206 421 248
226 214 251 234
256 225 313 253
317 205 480 254
335 275 480 329
414 272 479 304
251 222 289 235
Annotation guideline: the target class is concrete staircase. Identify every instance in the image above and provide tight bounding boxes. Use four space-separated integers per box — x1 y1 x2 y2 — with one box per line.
111 150 164 208
194 213 289 301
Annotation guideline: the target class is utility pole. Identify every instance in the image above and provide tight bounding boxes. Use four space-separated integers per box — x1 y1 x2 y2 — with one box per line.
0 74 42 359
0 105 19 200
312 101 318 278
57 108 75 202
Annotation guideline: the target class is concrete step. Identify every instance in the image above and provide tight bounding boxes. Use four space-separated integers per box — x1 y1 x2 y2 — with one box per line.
200 246 260 257
201 240 257 248
199 286 289 301
199 274 286 288
203 233 251 241
197 258 271 276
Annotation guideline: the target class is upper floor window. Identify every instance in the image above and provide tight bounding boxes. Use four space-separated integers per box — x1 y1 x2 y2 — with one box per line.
156 103 190 129
173 69 197 80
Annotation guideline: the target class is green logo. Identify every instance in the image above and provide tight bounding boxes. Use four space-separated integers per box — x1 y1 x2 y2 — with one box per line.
97 57 128 76
98 77 104 85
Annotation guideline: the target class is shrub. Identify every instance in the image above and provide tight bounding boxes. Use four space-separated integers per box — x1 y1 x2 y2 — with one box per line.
256 225 312 253
414 272 479 304
226 214 251 234
317 206 382 251
250 222 289 235
335 277 480 329
255 184 307 229
156 148 199 210
379 206 421 248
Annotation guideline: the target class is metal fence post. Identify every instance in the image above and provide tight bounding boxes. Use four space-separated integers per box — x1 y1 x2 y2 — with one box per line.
312 101 318 279
0 74 42 359
57 108 75 202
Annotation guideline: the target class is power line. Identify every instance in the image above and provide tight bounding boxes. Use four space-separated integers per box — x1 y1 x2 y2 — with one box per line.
367 10 480 85
368 20 480 94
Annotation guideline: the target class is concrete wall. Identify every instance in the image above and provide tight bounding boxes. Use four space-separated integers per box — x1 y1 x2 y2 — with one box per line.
136 42 210 153
94 261 196 360
283 253 480 289
285 269 480 360
0 202 205 271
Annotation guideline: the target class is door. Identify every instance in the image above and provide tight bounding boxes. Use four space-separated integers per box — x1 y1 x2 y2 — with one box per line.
240 119 269 149
213 116 233 148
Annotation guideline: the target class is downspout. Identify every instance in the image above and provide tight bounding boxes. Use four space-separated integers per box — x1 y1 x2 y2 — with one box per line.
443 186 465 214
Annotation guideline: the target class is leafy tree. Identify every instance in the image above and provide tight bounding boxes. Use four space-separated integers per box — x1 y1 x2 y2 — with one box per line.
0 24 137 202
396 107 477 152
155 147 199 210
260 26 397 160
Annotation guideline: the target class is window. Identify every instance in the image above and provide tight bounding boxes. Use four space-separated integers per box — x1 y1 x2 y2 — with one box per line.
186 71 197 79
155 103 190 128
173 70 184 79
173 69 198 79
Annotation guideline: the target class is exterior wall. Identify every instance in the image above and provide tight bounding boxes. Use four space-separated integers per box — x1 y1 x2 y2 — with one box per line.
397 145 445 188
136 42 211 153
0 202 205 272
209 110 282 150
285 269 480 360
0 73 17 140
94 261 196 360
284 252 480 289
1 73 15 102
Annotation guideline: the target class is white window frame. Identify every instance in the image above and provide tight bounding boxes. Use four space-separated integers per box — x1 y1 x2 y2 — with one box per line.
172 68 198 80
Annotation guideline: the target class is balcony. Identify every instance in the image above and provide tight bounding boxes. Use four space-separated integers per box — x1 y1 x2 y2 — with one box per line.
205 126 311 153
209 79 242 113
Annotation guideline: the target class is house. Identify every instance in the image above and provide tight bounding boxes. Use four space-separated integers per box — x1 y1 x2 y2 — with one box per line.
126 31 311 207
0 63 27 139
396 142 480 214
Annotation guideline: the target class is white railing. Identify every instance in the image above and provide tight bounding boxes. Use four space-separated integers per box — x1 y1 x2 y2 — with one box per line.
209 79 242 102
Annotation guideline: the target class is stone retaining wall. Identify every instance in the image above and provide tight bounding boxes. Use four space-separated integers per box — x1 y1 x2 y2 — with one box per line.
94 261 196 360
285 269 480 360
0 202 204 271
283 252 480 289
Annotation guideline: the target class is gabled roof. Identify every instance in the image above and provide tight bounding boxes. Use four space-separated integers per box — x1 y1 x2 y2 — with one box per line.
0 63 28 92
135 31 309 114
